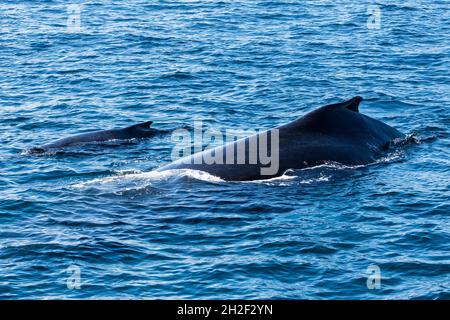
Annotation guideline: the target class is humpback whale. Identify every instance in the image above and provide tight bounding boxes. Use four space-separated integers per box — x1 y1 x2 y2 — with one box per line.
158 97 404 181
30 121 155 153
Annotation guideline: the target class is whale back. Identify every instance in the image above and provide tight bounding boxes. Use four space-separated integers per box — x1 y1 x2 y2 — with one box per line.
157 96 405 181
285 96 403 144
31 121 156 152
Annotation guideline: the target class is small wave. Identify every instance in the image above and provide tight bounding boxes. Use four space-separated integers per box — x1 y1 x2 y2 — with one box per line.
301 161 365 171
159 71 198 80
393 134 421 146
56 68 89 75
73 169 224 190
134 169 224 184
298 174 331 185
243 169 297 185
375 151 405 165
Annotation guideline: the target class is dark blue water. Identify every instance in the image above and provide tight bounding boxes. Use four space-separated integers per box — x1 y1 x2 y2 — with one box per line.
0 1 449 299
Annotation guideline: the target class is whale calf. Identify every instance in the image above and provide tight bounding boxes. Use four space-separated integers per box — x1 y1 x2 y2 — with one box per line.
30 121 155 153
158 97 404 181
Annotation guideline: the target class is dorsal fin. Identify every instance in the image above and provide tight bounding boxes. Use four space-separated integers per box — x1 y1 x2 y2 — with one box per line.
128 121 153 130
339 96 363 112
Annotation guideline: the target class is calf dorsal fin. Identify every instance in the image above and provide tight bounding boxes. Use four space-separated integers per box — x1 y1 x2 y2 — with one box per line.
127 121 153 130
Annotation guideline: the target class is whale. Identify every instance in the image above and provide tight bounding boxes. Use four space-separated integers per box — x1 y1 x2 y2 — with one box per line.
158 96 404 181
30 121 156 153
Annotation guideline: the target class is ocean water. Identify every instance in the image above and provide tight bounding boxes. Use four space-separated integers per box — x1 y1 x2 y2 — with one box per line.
0 0 449 299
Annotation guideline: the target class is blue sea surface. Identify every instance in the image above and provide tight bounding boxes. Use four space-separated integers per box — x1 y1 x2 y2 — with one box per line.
0 0 449 299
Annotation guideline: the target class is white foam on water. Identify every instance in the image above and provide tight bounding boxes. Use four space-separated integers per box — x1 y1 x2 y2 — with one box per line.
243 169 297 185
298 174 331 185
73 168 224 189
73 150 407 191
136 169 225 183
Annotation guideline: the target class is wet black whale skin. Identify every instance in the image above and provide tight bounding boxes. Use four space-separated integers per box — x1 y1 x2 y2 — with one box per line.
31 121 155 153
158 97 404 181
